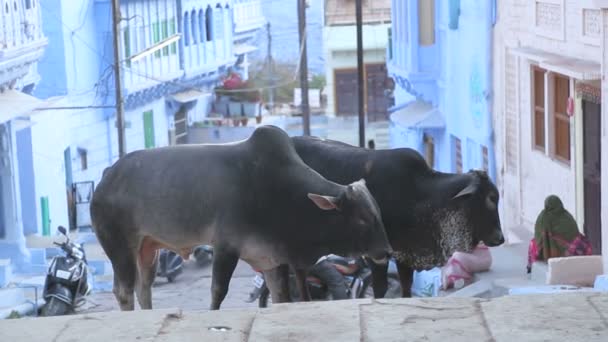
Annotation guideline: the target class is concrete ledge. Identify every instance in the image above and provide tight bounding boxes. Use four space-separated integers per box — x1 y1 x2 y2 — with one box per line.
0 260 13 287
1 293 607 341
446 279 493 298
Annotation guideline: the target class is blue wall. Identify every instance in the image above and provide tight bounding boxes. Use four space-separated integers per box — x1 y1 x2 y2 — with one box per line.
34 0 68 98
16 128 37 235
389 0 496 181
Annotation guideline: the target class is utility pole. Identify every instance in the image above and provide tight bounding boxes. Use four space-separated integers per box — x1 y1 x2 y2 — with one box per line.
298 0 311 136
266 22 275 115
355 0 365 147
111 0 126 158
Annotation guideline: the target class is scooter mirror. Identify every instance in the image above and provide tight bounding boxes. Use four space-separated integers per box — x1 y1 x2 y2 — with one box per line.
58 226 67 236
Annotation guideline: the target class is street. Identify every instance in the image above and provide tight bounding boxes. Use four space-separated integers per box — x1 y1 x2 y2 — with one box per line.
77 260 260 314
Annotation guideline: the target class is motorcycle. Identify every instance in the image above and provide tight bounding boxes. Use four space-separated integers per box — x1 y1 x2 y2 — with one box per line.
247 255 401 308
40 226 91 316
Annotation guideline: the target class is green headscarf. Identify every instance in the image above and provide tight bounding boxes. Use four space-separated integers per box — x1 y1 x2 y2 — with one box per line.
534 195 580 260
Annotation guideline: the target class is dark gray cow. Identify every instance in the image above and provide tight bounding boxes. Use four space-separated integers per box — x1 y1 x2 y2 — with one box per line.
90 126 391 310
266 136 504 298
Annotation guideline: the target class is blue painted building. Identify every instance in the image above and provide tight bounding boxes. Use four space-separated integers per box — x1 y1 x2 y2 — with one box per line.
387 0 496 180
0 0 264 284
0 0 48 277
29 0 260 238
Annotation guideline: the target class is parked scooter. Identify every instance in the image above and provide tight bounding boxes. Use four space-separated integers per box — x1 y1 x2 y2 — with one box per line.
40 226 91 316
247 255 401 307
193 245 214 268
156 249 184 282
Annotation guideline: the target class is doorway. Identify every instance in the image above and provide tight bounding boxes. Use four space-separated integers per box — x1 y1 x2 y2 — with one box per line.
582 100 602 254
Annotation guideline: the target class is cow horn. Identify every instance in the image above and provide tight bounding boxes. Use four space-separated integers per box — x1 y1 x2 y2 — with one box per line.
453 183 478 199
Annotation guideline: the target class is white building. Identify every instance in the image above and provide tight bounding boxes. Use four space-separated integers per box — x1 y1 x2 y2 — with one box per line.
493 0 607 270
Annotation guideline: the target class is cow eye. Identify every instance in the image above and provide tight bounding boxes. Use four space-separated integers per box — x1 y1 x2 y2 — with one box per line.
486 195 497 209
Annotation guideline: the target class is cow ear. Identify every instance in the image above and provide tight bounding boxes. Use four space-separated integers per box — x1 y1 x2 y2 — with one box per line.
453 183 478 199
308 193 340 211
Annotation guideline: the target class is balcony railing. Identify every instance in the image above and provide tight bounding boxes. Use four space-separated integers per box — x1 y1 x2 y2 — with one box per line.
324 0 391 26
233 0 266 33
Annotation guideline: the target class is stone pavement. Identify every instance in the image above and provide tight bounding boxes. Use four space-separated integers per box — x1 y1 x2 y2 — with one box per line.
2 293 607 341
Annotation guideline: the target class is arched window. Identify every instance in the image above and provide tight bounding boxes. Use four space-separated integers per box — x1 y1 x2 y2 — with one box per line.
183 11 190 46
191 10 197 44
214 4 223 40
205 6 212 41
198 9 205 43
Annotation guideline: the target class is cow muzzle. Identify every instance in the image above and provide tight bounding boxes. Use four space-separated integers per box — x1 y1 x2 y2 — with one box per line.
369 248 393 264
484 231 505 247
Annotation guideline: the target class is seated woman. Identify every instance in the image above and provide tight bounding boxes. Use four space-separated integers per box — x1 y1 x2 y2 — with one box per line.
527 195 592 273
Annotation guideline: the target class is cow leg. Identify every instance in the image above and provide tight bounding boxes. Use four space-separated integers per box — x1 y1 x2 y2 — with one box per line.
395 261 414 298
93 224 137 311
294 268 311 301
264 264 291 303
369 259 389 298
210 245 239 310
135 244 159 310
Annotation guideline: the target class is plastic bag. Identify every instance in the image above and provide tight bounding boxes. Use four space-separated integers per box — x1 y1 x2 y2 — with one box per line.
411 267 442 297
441 244 492 290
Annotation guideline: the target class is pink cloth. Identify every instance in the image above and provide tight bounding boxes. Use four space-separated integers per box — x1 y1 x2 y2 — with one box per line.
441 244 492 290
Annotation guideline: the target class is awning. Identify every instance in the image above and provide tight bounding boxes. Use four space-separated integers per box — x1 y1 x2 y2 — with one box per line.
233 43 258 55
540 57 601 80
510 46 601 80
170 89 209 103
390 100 445 130
0 90 44 124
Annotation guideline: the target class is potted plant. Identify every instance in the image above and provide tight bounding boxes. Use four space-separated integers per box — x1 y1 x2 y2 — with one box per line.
215 70 245 118
242 87 262 119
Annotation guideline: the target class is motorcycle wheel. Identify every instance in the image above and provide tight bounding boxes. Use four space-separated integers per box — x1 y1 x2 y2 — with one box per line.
258 287 271 308
41 297 71 316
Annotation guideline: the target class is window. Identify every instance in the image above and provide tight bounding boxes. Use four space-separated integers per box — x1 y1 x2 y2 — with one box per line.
152 22 161 57
199 10 205 43
214 5 224 40
169 18 177 54
452 136 462 173
418 0 435 45
531 66 571 165
191 10 197 45
123 26 131 67
77 148 88 171
533 67 545 151
182 13 189 47
553 74 570 162
138 26 146 57
161 20 169 56
206 7 213 41
25 0 31 9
